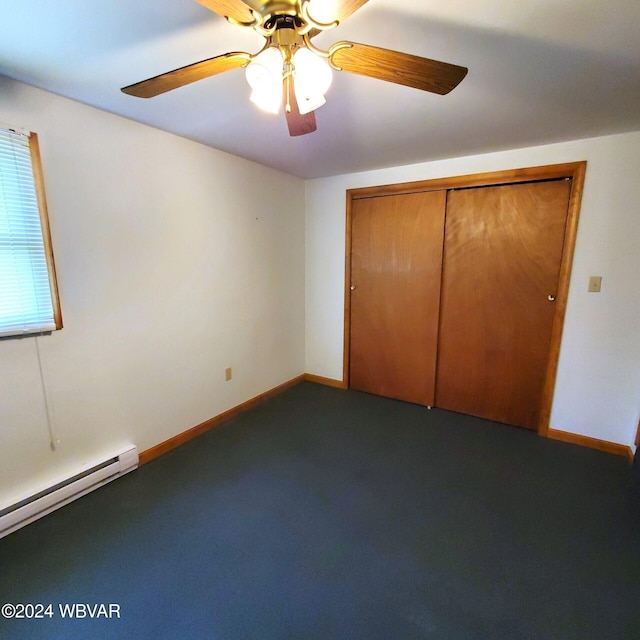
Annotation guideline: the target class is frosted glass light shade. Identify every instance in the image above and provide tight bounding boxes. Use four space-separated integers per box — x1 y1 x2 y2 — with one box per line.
293 48 332 115
246 47 284 114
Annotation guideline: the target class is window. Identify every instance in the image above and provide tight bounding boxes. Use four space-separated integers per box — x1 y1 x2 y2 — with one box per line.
0 127 62 337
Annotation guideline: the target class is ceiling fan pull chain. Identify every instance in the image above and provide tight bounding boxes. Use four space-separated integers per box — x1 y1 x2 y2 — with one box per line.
284 72 292 114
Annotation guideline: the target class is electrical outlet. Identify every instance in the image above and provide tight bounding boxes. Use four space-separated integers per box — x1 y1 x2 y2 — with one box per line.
225 367 232 382
588 276 602 293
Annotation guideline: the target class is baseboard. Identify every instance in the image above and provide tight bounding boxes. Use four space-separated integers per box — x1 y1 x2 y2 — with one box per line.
302 373 346 389
144 379 635 468
139 375 304 465
547 428 634 462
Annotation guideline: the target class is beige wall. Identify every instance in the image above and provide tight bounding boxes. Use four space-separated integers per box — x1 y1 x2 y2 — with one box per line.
0 78 305 507
305 131 640 449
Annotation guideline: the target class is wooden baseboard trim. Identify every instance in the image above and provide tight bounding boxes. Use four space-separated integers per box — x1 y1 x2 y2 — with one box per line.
302 373 347 389
145 378 636 468
547 428 633 462
139 375 305 465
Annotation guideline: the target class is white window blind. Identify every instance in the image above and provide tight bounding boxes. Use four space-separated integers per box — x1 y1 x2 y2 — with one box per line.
0 128 57 337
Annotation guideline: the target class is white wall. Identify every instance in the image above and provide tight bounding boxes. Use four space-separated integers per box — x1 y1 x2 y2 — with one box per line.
305 131 640 448
1 77 637 513
0 77 305 507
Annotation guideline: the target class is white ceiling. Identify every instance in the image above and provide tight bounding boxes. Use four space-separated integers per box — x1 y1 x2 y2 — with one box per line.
1 0 639 178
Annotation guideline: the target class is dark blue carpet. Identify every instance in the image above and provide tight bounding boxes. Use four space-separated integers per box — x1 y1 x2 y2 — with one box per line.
1 382 639 639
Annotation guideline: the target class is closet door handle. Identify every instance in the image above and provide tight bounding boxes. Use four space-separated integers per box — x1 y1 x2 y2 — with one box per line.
350 285 357 291
548 294 556 301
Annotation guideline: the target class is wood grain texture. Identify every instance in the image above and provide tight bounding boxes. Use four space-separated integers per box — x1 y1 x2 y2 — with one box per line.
195 0 258 23
349 191 446 405
286 110 317 136
349 163 586 201
121 52 250 98
307 0 369 25
285 79 317 136
331 42 467 95
547 429 634 461
343 190 354 385
345 162 586 434
139 376 304 465
303 373 346 388
29 133 63 330
436 180 571 429
535 162 586 435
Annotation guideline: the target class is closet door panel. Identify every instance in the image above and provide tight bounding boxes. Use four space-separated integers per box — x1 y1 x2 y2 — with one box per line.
435 180 570 429
350 191 446 405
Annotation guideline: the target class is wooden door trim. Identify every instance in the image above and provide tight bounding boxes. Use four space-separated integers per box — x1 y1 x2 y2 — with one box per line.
349 163 586 200
343 161 587 434
343 190 354 387
537 162 586 435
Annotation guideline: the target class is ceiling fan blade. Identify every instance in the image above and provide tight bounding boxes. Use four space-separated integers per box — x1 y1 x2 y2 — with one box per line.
284 79 317 136
330 42 468 95
307 0 369 25
194 0 259 24
121 52 250 98
286 106 317 136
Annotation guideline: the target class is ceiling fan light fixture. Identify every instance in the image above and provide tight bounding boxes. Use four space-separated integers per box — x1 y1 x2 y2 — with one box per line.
295 91 326 115
246 46 284 113
292 48 332 114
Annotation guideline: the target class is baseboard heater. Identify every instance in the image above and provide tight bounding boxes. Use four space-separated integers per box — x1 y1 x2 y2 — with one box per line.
0 445 138 539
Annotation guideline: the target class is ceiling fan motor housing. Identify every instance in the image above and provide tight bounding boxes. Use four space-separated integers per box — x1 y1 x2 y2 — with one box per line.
260 1 303 22
272 20 301 47
264 14 304 31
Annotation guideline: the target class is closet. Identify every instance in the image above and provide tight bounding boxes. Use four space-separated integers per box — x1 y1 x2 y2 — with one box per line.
345 163 585 433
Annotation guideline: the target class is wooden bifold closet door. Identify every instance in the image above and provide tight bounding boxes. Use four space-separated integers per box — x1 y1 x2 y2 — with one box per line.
349 191 446 405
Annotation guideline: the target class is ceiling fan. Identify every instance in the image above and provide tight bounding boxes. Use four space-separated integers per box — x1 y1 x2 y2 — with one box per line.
121 0 468 136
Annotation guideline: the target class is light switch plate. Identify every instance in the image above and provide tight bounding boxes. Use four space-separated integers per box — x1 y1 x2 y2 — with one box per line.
588 276 602 293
